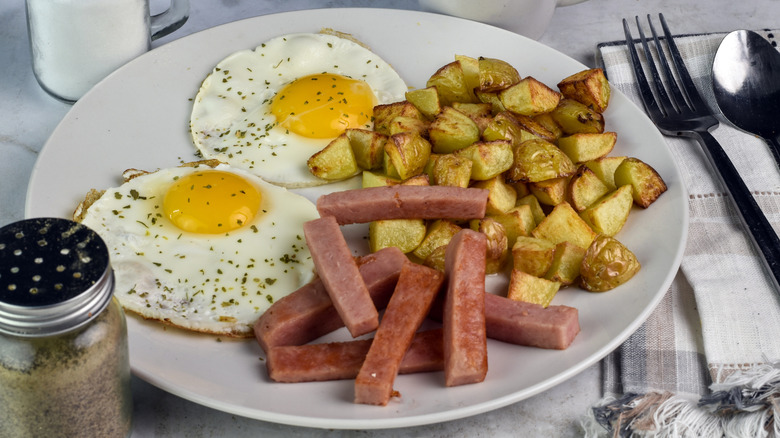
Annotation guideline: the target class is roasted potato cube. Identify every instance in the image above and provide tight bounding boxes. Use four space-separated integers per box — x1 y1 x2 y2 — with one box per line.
516 194 546 226
453 140 513 180
423 244 448 272
307 133 360 180
471 217 508 274
388 116 430 137
401 174 430 186
452 102 493 131
346 128 387 170
544 241 587 286
557 68 611 113
383 150 401 179
529 177 569 206
550 98 605 134
426 61 476 106
373 101 425 135
580 235 641 292
507 269 561 308
579 185 634 236
532 202 597 249
507 139 576 183
429 106 481 153
472 175 517 215
512 236 556 276
475 89 507 114
512 114 558 143
533 113 564 139
557 132 617 163
405 87 442 119
385 132 431 180
369 219 426 254
482 111 538 147
499 77 562 117
613 157 668 208
568 165 610 212
478 57 521 92
432 153 472 188
584 156 627 191
491 204 536 248
512 181 531 198
362 170 399 188
455 54 481 101
413 219 463 261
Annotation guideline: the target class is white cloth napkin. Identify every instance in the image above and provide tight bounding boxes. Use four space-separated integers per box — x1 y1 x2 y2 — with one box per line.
584 29 780 437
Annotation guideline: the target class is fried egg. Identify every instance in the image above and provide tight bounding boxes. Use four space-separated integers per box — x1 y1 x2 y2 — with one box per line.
77 161 319 337
189 32 408 188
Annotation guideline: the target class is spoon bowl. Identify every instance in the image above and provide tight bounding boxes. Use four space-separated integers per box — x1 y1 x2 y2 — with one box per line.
712 30 780 165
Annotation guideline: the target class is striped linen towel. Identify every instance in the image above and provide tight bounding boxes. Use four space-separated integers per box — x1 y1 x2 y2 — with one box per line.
582 29 780 437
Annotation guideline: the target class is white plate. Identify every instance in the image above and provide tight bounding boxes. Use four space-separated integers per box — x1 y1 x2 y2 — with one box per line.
25 8 688 430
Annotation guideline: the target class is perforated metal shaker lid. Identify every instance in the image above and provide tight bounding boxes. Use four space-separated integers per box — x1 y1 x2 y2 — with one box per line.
0 218 114 337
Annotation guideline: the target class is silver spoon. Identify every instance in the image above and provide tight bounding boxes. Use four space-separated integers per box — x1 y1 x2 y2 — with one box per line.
712 29 780 168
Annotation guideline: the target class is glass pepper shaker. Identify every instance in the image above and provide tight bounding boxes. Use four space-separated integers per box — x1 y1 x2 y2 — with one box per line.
0 218 132 437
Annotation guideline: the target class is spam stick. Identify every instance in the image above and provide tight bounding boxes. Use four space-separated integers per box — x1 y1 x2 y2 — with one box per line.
303 215 379 338
254 247 407 353
355 262 445 406
266 329 444 383
443 229 488 387
484 293 580 350
316 185 489 225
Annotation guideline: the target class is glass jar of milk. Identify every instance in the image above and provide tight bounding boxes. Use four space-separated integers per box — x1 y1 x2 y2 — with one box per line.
25 0 189 103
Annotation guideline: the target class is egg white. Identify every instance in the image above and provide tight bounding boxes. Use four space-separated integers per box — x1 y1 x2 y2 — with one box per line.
79 163 319 337
189 32 408 188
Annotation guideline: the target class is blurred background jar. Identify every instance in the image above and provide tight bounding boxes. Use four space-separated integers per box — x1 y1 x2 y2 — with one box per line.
0 218 132 437
25 0 189 103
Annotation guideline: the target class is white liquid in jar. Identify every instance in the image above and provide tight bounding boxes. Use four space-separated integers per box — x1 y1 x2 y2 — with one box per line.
26 0 151 102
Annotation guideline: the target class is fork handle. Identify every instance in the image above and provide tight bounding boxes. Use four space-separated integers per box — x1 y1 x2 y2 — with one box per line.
694 129 780 293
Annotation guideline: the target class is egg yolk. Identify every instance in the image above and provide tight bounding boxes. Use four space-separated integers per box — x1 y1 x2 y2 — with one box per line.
270 73 377 139
163 170 262 234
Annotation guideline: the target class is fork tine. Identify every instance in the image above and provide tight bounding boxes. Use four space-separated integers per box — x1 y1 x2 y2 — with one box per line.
657 13 707 111
634 16 676 117
622 18 664 120
646 15 687 114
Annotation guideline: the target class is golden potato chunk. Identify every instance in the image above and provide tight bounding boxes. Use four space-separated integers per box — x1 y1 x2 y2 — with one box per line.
491 204 536 248
405 87 442 119
499 77 562 117
512 114 558 143
455 54 481 101
454 140 513 181
579 185 634 237
568 165 610 212
584 156 627 191
557 68 611 113
471 217 508 274
580 235 641 292
423 244 448 272
431 153 472 188
413 219 462 261
384 132 431 180
369 219 426 253
482 111 538 147
507 139 576 183
475 89 507 114
346 128 387 170
401 174 430 186
307 133 360 181
516 194 546 226
373 101 425 136
544 241 587 286
529 177 568 206
429 106 481 153
361 170 399 188
388 116 430 137
507 269 561 308
613 157 668 208
452 102 493 131
511 236 556 277
533 112 564 140
426 60 476 106
557 132 617 163
550 98 605 135
478 57 521 92
532 202 597 249
472 175 518 216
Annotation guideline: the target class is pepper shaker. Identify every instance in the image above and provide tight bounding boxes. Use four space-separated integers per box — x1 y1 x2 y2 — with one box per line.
0 218 132 437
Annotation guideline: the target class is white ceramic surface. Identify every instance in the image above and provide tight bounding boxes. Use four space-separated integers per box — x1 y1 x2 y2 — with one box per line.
25 8 687 430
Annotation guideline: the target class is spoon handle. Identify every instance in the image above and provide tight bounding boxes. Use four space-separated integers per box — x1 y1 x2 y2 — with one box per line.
694 129 780 294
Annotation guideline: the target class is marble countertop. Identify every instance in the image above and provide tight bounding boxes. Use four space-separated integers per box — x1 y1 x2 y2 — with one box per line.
1 0 776 436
